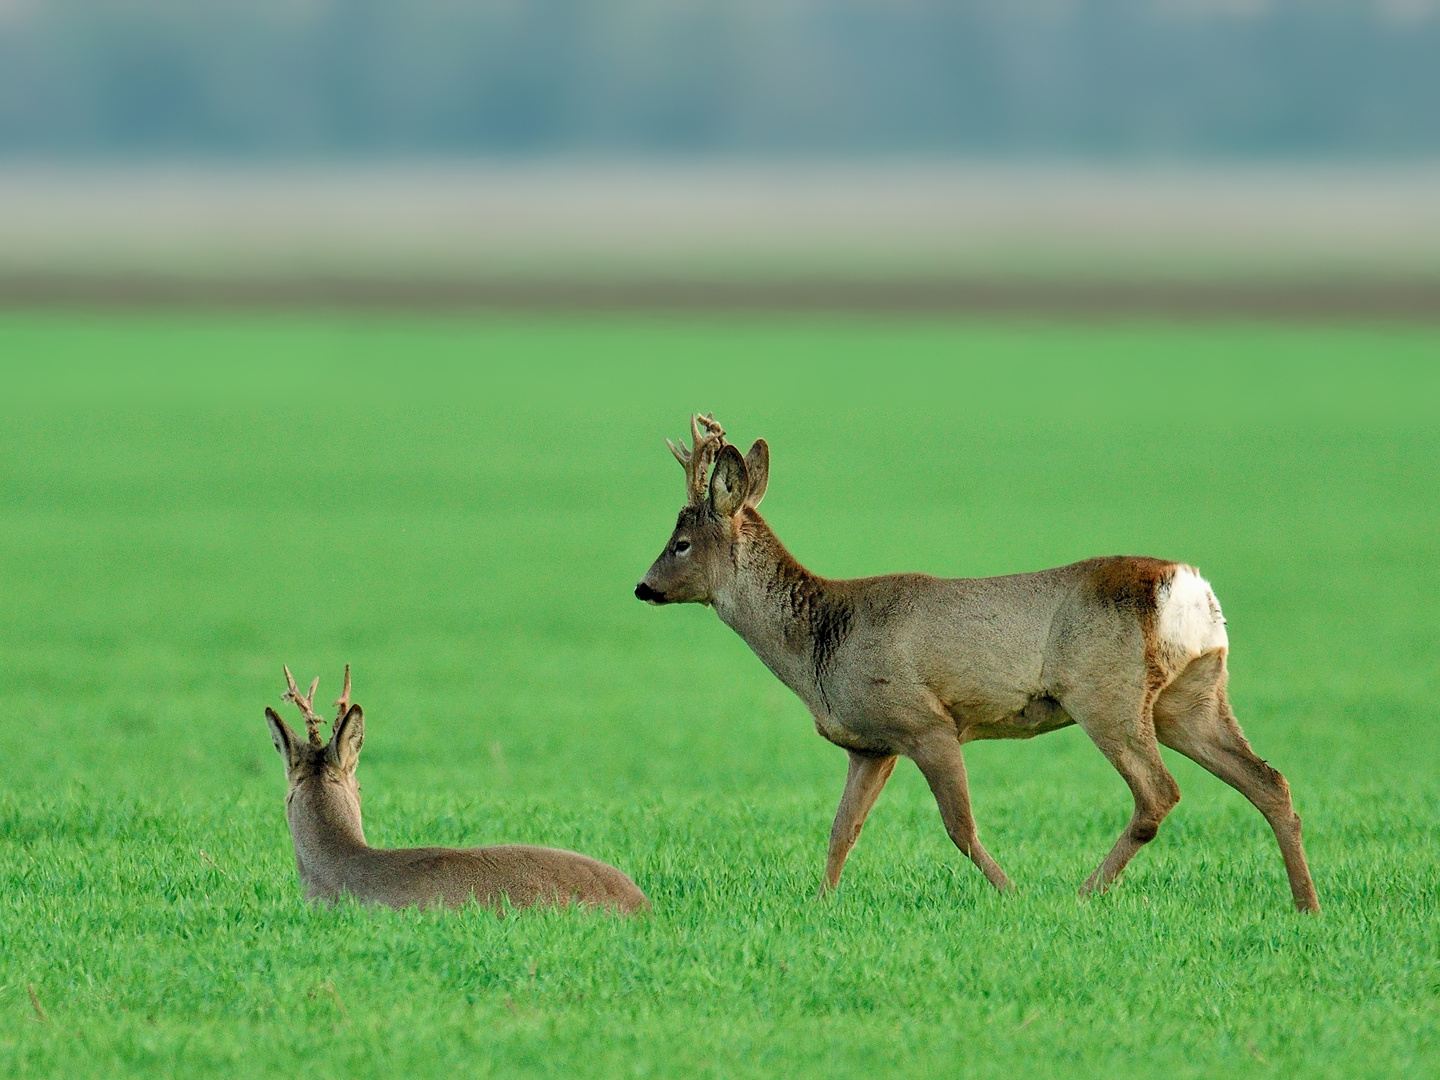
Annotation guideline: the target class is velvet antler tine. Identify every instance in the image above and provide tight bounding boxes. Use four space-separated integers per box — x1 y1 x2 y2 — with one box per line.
282 665 325 746
333 664 352 722
668 413 729 505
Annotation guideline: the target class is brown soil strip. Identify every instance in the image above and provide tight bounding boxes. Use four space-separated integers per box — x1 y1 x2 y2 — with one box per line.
1 274 1437 320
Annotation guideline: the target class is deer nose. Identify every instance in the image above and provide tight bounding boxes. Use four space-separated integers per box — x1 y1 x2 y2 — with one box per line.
635 582 664 603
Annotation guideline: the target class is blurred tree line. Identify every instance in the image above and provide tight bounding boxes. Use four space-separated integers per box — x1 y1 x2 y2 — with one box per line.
1 0 1437 157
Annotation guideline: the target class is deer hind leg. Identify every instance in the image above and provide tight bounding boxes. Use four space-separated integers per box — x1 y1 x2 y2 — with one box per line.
1153 650 1320 913
1064 685 1181 896
820 750 898 895
911 731 1013 893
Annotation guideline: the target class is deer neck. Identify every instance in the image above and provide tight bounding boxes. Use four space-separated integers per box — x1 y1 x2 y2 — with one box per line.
711 514 849 715
285 780 370 895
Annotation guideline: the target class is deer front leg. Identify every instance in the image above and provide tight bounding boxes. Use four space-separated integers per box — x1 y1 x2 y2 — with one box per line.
911 732 1013 893
820 750 898 895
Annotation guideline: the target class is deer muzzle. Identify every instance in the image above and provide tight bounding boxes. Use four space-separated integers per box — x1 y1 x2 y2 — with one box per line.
634 581 667 604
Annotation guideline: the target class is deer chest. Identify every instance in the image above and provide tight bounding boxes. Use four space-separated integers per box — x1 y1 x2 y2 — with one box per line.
812 711 894 757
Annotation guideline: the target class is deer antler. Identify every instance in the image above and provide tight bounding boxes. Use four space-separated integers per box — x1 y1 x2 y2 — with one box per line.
333 664 352 725
666 413 727 505
282 665 325 747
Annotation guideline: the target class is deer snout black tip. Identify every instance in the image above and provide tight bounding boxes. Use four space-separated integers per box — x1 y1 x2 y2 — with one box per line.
635 582 664 603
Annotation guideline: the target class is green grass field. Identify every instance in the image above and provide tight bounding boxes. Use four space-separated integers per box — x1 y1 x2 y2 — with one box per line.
2 314 1438 1078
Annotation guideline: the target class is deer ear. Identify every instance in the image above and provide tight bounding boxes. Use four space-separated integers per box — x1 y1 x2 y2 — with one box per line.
709 443 749 518
327 704 364 772
265 707 300 769
742 439 768 508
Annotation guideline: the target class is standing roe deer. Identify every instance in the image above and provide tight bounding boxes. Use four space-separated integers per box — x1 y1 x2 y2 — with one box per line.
635 415 1319 912
264 666 648 914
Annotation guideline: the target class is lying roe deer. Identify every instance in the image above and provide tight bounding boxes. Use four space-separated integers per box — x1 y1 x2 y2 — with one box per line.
635 415 1319 912
264 666 648 914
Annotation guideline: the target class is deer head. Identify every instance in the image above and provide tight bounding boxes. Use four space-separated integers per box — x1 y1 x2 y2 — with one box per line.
635 414 769 606
265 665 365 830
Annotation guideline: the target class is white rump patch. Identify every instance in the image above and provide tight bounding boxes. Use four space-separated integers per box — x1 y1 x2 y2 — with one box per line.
1155 566 1228 658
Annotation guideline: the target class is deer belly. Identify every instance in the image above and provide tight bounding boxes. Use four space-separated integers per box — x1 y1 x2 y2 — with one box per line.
966 694 1074 741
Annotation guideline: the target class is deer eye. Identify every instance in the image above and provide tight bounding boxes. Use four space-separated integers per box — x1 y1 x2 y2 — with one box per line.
673 539 691 554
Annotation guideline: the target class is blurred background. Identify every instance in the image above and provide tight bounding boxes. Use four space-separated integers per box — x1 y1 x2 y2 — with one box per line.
1 0 1439 311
